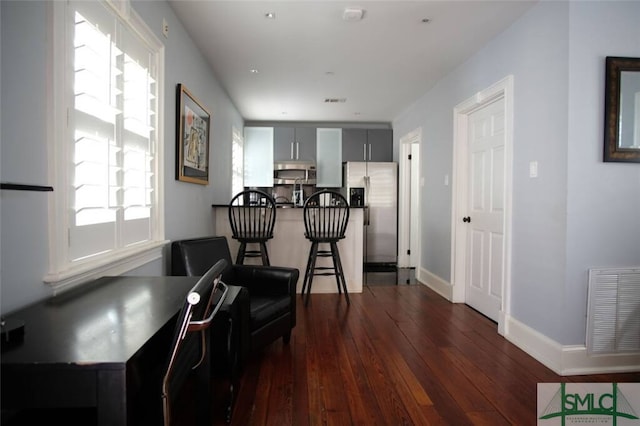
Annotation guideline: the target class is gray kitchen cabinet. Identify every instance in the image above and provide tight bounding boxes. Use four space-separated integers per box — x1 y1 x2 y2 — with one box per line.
274 127 294 161
367 129 393 162
244 126 274 187
274 127 316 161
342 129 367 162
342 128 393 162
296 127 316 161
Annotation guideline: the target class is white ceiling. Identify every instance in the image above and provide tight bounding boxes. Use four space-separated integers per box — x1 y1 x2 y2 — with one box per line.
168 0 536 124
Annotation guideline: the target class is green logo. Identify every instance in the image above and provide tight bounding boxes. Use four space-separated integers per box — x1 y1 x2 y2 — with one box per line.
539 383 639 425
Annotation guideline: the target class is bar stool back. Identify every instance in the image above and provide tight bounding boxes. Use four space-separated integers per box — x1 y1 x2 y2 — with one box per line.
302 190 350 306
228 189 276 265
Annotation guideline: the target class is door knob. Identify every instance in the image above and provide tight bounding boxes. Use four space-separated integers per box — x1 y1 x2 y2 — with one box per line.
462 216 471 223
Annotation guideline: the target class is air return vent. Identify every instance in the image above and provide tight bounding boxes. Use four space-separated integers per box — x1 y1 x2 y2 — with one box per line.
324 98 347 103
586 267 640 355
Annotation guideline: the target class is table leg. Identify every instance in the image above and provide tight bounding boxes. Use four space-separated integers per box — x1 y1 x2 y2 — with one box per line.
97 369 127 426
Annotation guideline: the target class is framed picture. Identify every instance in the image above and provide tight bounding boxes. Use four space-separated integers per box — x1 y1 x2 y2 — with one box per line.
603 56 640 162
176 84 211 184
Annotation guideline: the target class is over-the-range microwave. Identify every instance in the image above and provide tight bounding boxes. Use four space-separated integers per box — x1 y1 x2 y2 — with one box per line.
273 161 317 185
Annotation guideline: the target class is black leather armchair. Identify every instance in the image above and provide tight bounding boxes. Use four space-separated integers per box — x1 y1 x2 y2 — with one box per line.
171 236 298 358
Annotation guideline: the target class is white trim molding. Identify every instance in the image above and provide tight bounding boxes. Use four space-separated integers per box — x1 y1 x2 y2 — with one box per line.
503 313 640 376
418 267 453 302
44 240 168 295
451 75 515 329
398 127 422 268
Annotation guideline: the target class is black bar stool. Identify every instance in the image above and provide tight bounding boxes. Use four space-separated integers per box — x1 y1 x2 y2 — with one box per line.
301 190 350 306
228 190 276 265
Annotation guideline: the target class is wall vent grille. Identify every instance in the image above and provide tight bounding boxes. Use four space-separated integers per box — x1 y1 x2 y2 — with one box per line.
586 267 640 355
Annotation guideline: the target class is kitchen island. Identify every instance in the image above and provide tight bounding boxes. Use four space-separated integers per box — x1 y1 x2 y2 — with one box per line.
212 205 364 294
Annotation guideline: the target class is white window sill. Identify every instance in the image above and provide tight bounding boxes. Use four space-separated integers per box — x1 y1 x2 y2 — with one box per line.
43 240 168 295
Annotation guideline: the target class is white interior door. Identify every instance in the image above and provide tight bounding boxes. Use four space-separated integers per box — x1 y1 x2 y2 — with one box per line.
464 97 505 322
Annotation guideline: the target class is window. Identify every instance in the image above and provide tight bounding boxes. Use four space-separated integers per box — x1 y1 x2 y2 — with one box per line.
45 0 165 292
231 126 244 197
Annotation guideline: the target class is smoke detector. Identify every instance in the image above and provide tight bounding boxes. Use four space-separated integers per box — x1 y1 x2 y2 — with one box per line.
343 8 364 22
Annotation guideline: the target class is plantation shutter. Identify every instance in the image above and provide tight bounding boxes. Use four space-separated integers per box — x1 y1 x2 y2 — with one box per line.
69 1 157 261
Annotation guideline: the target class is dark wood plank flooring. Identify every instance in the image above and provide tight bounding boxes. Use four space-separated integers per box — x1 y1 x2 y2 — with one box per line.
221 284 638 425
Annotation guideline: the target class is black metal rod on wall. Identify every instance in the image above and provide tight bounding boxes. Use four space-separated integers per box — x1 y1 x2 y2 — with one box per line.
0 183 54 192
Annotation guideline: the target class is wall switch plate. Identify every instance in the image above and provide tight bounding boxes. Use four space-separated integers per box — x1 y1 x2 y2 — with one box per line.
529 161 538 178
162 19 169 38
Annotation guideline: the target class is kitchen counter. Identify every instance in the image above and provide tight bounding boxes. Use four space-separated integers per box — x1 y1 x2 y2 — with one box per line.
211 204 367 209
211 205 364 294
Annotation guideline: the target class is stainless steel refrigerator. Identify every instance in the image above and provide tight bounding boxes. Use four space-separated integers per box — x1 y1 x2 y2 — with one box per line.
343 162 398 268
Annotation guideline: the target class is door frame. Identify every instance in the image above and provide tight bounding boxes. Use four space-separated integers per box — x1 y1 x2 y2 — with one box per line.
451 75 514 335
398 127 421 268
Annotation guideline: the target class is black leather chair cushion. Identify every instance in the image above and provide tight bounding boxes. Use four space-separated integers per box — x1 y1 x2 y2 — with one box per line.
250 295 291 331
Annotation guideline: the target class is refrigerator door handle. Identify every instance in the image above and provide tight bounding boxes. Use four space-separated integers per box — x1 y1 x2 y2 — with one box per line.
364 175 370 205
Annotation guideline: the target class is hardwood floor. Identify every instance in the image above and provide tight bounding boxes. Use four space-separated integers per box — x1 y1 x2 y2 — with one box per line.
221 284 639 426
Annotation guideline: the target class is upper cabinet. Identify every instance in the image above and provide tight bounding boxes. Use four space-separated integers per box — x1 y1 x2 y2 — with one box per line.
273 127 294 161
244 127 274 187
342 128 393 162
341 129 367 162
244 125 392 189
367 129 393 162
316 128 342 188
274 127 316 161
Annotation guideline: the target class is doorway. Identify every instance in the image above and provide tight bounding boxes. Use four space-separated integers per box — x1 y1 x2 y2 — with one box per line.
398 128 421 272
451 76 513 334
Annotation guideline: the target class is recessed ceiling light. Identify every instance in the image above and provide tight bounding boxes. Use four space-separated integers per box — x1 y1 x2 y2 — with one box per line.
250 69 259 74
421 18 431 23
343 8 364 22
265 12 276 19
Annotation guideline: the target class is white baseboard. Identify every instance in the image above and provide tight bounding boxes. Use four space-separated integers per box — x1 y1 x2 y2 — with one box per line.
503 314 564 374
504 314 640 376
416 268 640 375
418 267 453 301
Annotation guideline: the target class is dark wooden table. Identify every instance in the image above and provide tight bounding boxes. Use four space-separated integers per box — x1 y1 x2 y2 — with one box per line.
1 275 201 426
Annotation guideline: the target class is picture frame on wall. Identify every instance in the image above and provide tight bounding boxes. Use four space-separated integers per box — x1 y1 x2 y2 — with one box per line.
603 56 640 163
176 83 211 184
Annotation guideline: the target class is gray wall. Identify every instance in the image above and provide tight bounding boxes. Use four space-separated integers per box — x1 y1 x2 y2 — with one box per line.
564 1 640 344
1 2 55 312
393 1 640 346
0 0 243 313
